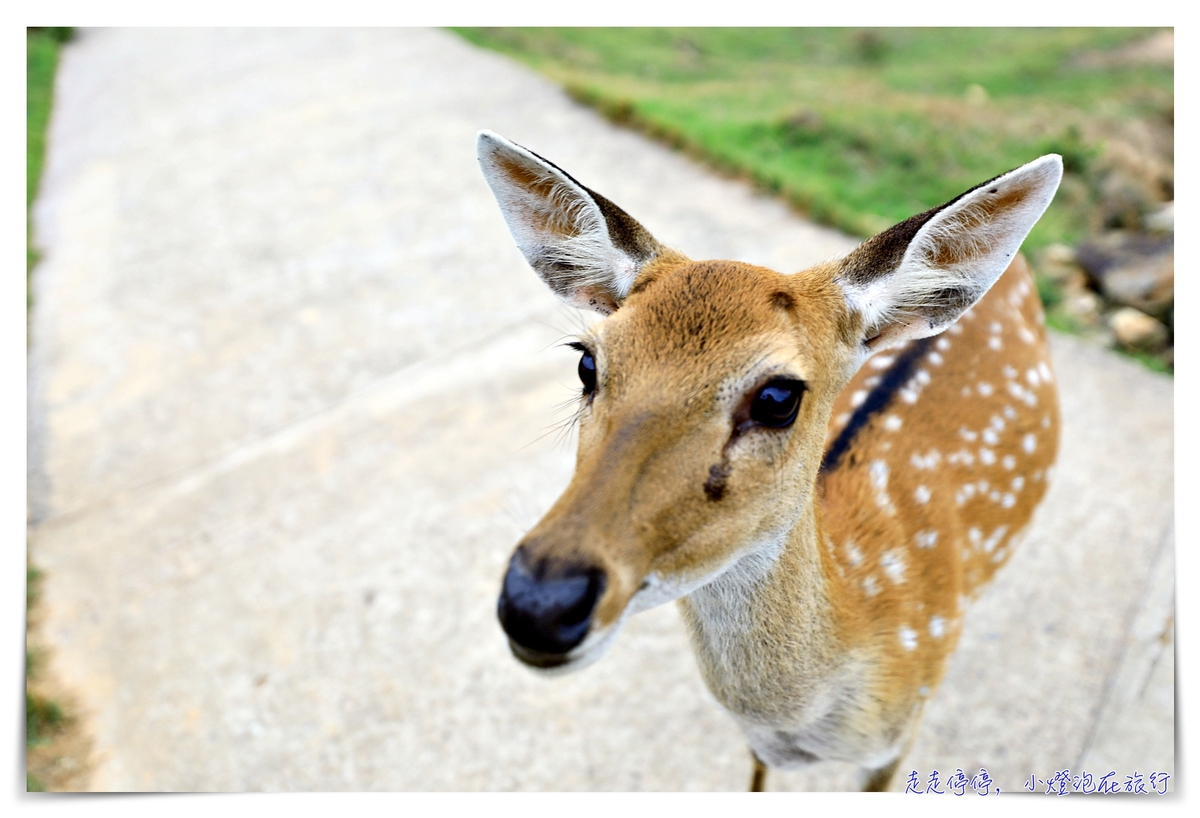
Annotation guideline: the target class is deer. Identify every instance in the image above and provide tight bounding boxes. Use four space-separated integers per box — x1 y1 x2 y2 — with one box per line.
477 129 1062 791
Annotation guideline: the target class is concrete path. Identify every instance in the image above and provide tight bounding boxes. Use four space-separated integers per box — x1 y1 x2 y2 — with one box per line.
28 28 1173 791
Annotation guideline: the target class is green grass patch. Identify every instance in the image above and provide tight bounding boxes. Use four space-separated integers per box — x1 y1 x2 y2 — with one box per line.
26 688 64 748
28 29 93 790
26 566 65 753
28 28 72 294
24 34 67 745
454 27 1171 250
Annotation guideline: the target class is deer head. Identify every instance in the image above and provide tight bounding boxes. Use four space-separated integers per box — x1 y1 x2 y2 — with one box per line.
477 130 1061 673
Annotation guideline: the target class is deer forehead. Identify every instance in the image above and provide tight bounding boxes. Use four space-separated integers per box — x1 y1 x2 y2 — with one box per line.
594 259 854 388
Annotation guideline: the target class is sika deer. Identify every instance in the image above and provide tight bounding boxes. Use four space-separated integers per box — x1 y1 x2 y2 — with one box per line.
477 130 1062 791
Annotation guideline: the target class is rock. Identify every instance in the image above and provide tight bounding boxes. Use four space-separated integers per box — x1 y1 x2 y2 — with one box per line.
1109 307 1169 352
1145 202 1174 234
1042 243 1078 266
1075 231 1174 318
1101 254 1174 318
1063 290 1104 327
1091 134 1173 228
1099 172 1155 230
1036 244 1087 289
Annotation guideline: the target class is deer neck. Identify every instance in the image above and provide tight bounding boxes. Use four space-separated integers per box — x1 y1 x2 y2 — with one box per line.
676 500 845 724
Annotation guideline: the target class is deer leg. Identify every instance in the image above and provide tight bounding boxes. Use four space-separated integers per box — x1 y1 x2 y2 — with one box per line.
750 753 768 792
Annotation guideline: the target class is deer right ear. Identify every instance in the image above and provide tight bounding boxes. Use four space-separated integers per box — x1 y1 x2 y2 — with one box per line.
836 154 1062 351
477 130 667 314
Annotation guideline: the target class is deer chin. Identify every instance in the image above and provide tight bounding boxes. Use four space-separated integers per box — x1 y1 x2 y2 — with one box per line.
628 527 791 615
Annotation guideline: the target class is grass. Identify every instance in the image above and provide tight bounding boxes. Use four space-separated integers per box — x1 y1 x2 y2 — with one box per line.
27 27 86 792
454 28 1170 250
454 28 1173 373
26 566 65 792
28 27 72 298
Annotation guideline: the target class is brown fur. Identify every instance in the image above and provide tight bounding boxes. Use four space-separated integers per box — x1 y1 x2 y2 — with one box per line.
514 252 1057 781
478 132 1061 789
818 254 1058 745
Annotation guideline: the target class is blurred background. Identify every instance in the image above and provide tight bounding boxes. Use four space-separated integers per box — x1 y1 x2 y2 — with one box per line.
26 27 1173 792
456 27 1175 371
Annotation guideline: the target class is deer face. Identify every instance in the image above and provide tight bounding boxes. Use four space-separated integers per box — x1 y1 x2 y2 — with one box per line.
498 259 860 670
477 130 1061 672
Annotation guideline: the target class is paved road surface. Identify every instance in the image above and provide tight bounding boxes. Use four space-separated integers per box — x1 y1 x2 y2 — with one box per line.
28 28 1173 791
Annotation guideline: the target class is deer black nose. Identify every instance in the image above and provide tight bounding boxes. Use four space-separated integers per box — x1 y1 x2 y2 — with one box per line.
497 551 606 658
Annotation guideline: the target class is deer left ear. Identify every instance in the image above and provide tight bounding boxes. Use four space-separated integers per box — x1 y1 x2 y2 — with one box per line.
477 130 668 315
837 155 1063 351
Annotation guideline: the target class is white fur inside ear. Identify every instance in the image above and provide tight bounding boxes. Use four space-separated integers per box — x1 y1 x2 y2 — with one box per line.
846 154 1062 344
477 130 638 309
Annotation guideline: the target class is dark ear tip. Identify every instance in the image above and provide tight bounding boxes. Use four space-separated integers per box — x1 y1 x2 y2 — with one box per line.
476 130 502 157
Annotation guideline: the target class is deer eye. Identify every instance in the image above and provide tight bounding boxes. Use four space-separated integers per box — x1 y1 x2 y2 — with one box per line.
749 379 804 428
577 351 597 395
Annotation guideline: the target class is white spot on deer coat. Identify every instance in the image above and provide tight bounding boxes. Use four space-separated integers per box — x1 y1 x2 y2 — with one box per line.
881 550 906 584
1023 433 1037 454
869 460 894 513
862 576 880 597
936 337 951 351
844 541 864 567
914 485 931 505
851 390 868 407
899 626 918 651
929 616 946 638
884 415 902 431
1008 381 1039 407
977 382 994 397
910 450 941 469
1002 455 1016 470
916 530 939 548
983 526 1009 553
988 336 1003 351
870 355 895 370
948 449 975 467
